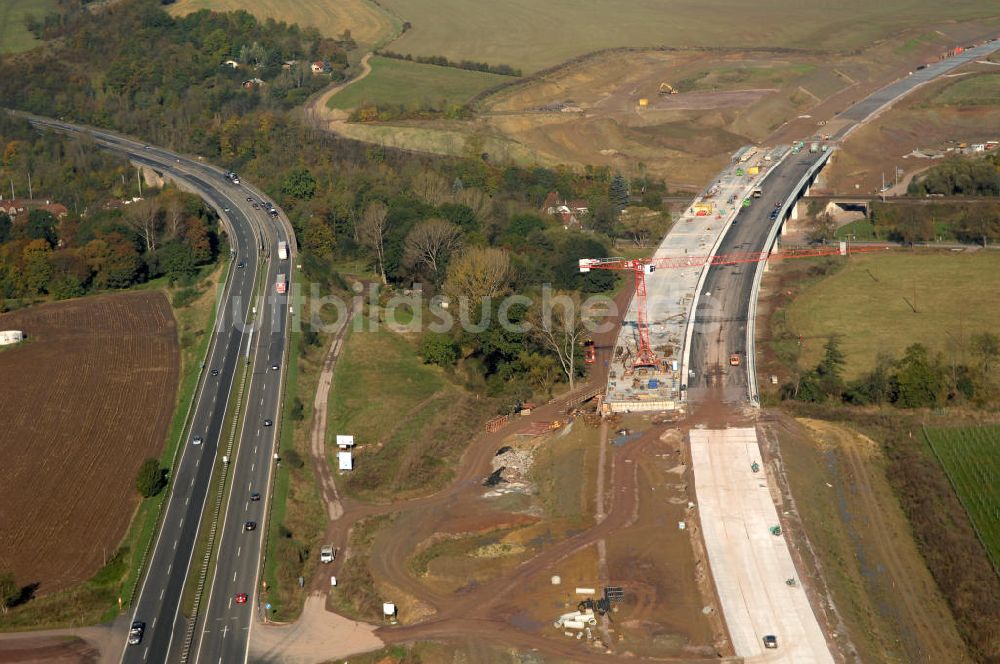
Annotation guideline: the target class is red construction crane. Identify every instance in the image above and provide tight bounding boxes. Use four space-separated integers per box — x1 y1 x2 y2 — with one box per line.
580 243 889 368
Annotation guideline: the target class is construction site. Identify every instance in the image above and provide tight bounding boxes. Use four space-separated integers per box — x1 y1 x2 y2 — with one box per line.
587 144 788 413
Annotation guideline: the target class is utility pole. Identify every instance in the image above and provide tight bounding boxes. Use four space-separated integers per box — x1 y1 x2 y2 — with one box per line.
27 172 32 200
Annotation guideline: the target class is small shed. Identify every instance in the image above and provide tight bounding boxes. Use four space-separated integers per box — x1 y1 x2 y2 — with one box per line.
338 451 353 471
0 330 25 345
336 435 355 449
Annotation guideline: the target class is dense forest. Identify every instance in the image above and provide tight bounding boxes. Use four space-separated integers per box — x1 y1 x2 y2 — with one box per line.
0 115 220 305
0 0 345 152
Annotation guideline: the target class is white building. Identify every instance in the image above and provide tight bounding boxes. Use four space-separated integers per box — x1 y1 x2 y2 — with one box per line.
338 451 353 471
336 435 354 449
0 330 25 345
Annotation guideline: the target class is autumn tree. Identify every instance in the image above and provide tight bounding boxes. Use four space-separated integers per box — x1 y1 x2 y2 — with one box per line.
302 218 335 256
124 199 162 253
528 289 593 391
358 201 389 284
443 247 511 302
402 218 462 283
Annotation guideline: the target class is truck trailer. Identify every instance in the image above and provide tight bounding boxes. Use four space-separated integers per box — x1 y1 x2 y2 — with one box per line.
278 241 288 260
276 273 287 294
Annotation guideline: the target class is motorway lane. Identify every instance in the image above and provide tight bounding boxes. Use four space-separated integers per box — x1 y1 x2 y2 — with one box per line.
20 115 288 664
834 40 1000 137
688 151 824 403
192 218 290 664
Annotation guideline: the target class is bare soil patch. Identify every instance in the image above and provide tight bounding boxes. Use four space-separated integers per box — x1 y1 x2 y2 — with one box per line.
0 291 179 596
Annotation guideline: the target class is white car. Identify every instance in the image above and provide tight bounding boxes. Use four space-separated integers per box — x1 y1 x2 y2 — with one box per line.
192 435 203 445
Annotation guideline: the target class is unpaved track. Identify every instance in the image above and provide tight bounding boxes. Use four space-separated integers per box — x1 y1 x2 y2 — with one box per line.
833 427 964 663
302 53 373 130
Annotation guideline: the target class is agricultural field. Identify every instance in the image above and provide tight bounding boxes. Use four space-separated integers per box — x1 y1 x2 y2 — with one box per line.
782 251 1000 379
0 291 179 598
166 0 396 47
326 56 508 111
932 71 1000 107
0 0 57 53
924 425 1000 569
376 0 997 73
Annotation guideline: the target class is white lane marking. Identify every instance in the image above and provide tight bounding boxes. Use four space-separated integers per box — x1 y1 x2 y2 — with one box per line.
160 588 165 600
167 563 172 574
143 647 149 660
228 597 233 609
251 463 255 472
253 446 257 454
174 539 178 549
179 518 184 527
233 571 237 582
185 496 189 506
237 546 241 557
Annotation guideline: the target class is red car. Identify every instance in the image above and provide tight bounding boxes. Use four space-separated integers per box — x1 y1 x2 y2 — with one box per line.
235 593 248 604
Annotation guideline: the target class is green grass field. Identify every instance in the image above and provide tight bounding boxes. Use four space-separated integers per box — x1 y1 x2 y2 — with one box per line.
785 252 1000 379
376 0 998 72
924 425 1000 570
167 0 397 47
933 72 1000 107
327 56 507 110
0 0 57 53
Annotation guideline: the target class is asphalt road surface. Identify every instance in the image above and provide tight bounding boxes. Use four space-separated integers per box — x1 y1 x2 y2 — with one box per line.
20 115 290 664
687 150 825 403
834 40 1000 138
688 38 1000 403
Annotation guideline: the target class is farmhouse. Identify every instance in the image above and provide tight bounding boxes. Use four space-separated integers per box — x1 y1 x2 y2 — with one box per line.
0 198 69 219
242 78 266 89
540 192 588 228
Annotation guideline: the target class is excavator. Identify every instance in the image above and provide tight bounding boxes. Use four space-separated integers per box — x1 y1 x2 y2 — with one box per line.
659 82 678 95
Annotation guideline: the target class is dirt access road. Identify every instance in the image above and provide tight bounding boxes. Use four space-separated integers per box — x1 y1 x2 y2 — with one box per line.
253 283 740 662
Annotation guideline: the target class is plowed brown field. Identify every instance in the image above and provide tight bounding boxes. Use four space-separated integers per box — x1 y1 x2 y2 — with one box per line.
0 291 179 596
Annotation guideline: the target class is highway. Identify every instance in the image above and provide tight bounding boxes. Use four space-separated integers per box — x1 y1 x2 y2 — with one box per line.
687 38 1000 403
686 150 825 403
21 116 292 664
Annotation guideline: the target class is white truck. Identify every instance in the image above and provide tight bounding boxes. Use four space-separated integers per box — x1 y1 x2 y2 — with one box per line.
278 241 288 260
320 545 335 563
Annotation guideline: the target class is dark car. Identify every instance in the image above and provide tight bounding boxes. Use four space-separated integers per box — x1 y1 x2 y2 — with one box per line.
237 261 246 269
128 621 145 645
246 197 253 202
763 635 778 649
263 419 273 427
244 520 257 531
250 491 261 501
252 203 260 210
211 368 219 376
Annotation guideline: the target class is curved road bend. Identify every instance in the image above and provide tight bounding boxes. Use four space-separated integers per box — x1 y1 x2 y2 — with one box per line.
21 115 291 664
687 39 1000 404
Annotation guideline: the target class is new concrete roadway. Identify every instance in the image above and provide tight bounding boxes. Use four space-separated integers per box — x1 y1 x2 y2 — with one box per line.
20 115 291 664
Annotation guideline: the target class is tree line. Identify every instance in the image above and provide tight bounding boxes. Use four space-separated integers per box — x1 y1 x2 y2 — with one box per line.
0 116 221 305
376 49 522 77
907 153 1000 197
781 334 1000 409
